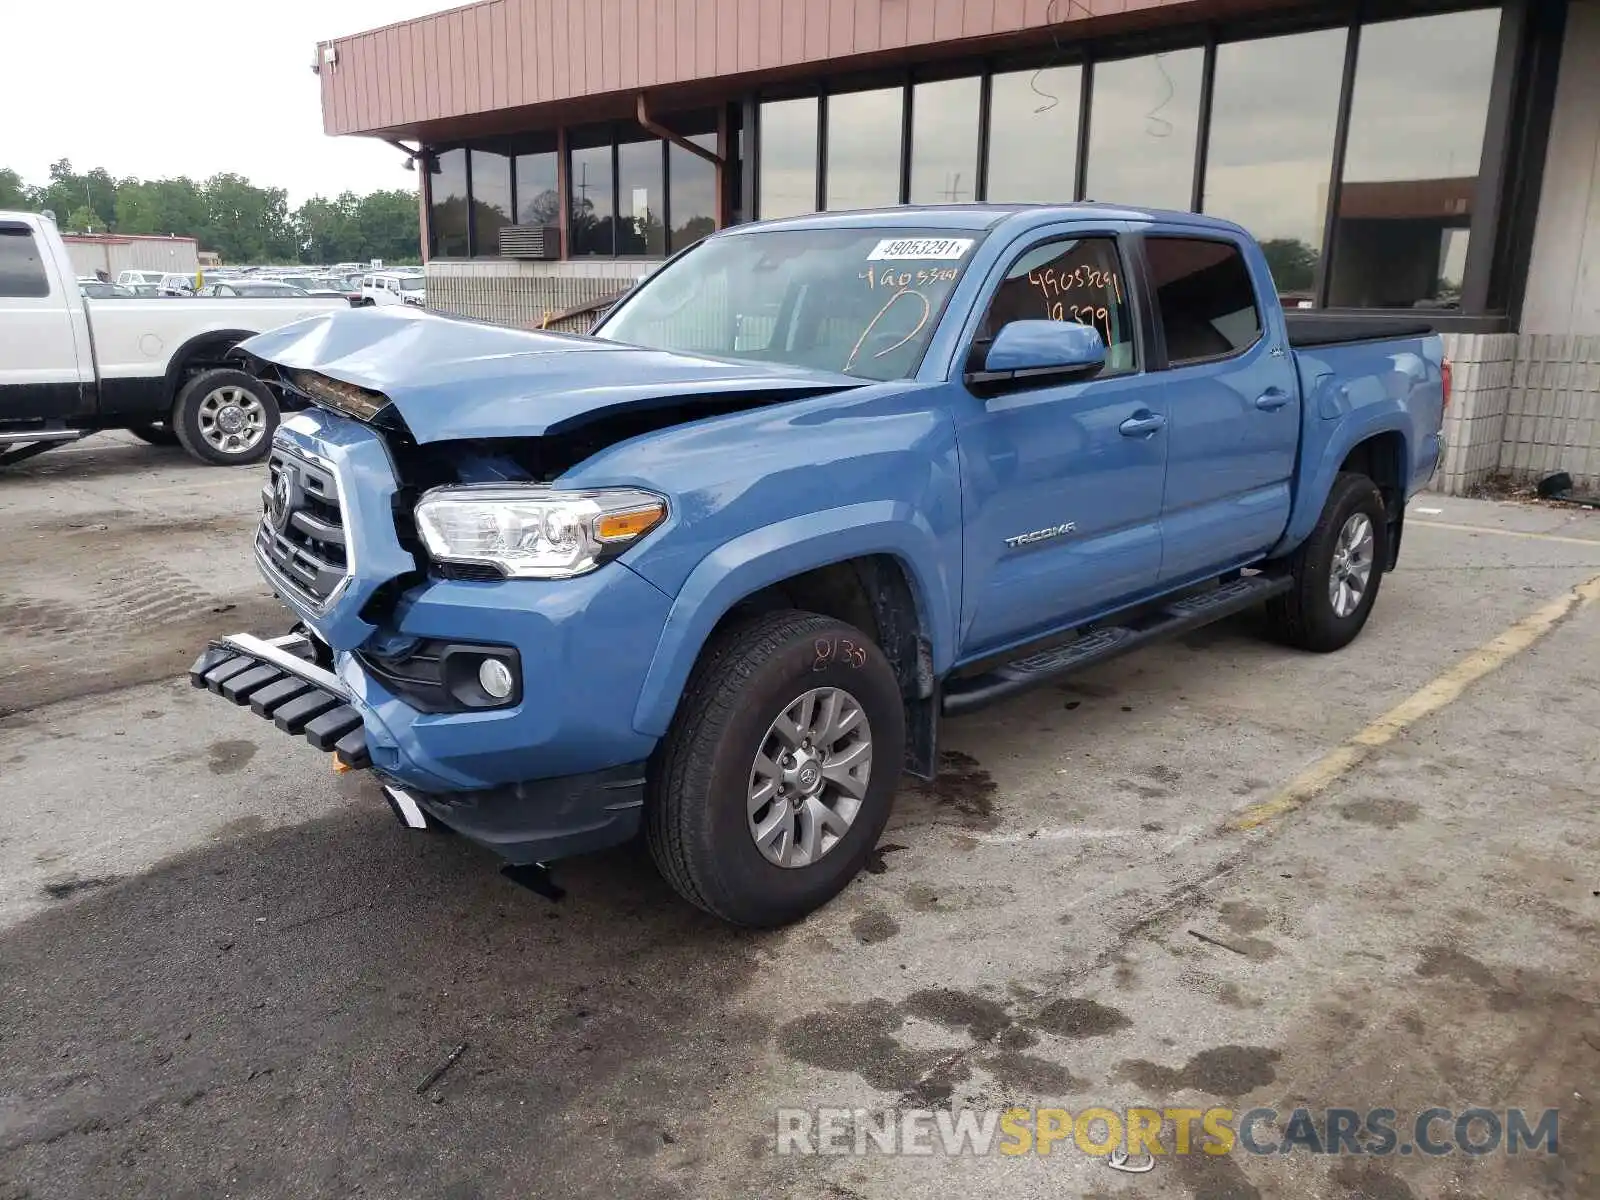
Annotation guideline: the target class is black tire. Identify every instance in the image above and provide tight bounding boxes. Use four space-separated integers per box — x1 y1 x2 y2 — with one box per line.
129 423 179 447
171 368 278 466
1264 472 1389 652
646 609 906 927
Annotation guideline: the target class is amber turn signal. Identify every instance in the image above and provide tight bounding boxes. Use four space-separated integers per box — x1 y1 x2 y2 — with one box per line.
596 503 666 543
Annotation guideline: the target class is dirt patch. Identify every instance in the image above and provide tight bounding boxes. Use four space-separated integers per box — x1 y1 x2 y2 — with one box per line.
39 876 122 901
205 739 257 775
902 988 1010 1042
900 750 1000 830
1339 796 1423 829
1030 998 1131 1040
849 909 900 944
981 1051 1080 1096
1119 1045 1282 1099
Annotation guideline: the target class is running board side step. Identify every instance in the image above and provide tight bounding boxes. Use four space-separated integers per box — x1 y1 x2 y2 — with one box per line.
0 429 84 445
941 574 1292 717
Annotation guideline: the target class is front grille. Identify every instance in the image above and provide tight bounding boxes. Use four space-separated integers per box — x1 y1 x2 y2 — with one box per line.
256 448 350 606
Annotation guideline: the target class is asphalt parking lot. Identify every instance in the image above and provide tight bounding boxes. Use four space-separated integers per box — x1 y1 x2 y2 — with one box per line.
1 434 1597 1200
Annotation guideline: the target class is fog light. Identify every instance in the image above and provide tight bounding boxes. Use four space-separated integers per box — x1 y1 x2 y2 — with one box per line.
478 657 515 700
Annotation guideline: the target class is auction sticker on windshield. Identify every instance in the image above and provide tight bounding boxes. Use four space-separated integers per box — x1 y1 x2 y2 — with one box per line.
867 237 974 261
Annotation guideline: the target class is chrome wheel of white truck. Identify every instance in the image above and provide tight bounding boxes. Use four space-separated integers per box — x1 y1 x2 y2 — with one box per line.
172 368 280 466
648 610 904 927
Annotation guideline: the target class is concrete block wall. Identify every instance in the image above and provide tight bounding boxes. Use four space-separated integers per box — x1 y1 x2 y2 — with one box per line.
1502 335 1600 489
1432 332 1518 496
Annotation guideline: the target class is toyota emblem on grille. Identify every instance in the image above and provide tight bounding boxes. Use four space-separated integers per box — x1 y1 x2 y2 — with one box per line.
268 469 293 532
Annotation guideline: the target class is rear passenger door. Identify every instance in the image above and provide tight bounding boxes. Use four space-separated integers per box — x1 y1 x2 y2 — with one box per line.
1140 233 1299 583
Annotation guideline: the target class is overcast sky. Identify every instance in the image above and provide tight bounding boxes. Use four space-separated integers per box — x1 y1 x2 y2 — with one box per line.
2 1 469 206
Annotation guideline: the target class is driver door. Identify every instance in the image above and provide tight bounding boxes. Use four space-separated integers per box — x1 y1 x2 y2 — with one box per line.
952 228 1169 656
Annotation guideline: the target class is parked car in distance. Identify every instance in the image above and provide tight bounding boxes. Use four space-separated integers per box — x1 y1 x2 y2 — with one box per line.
1 210 349 467
272 274 353 299
78 279 135 299
360 272 426 307
115 268 167 287
196 280 312 298
195 203 1449 926
158 272 198 297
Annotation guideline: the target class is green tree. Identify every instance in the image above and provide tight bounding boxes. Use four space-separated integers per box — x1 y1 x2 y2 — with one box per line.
1259 238 1319 295
115 177 208 238
0 167 27 210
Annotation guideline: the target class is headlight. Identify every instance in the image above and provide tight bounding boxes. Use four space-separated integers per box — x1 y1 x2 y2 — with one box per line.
414 486 667 579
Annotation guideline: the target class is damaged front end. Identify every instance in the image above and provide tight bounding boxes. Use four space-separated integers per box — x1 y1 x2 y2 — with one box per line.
192 307 859 866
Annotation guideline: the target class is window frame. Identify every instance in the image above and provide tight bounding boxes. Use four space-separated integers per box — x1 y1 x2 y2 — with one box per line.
1133 231 1267 371
960 227 1148 387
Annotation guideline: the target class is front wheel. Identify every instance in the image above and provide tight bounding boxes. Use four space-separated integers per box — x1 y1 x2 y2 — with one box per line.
171 368 279 466
1264 471 1389 652
646 610 905 927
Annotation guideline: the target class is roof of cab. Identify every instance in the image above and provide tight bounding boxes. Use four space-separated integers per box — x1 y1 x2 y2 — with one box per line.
721 202 1248 237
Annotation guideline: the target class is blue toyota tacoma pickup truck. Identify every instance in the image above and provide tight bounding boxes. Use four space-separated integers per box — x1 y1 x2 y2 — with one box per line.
191 204 1447 926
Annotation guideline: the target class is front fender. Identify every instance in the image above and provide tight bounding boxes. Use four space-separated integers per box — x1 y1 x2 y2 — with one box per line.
631 503 957 737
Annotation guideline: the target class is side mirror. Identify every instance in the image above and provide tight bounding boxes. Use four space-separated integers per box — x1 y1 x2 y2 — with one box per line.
968 319 1107 392
985 319 1107 374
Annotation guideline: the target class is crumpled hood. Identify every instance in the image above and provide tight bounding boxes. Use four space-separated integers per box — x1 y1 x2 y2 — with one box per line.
238 306 862 443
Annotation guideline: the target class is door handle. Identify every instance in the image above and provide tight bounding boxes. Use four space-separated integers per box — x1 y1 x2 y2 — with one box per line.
1255 389 1291 411
1119 411 1167 438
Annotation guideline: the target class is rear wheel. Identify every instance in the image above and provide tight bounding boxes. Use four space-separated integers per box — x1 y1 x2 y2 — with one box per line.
172 368 278 466
1264 471 1389 652
647 610 905 927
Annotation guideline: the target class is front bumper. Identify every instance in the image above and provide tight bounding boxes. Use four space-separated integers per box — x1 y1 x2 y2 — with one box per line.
190 632 647 863
191 633 370 765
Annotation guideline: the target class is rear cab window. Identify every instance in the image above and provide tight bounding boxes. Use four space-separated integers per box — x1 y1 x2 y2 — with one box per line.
0 226 51 298
1143 237 1262 367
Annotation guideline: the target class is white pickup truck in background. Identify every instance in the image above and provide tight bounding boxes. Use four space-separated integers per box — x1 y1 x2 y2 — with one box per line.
0 212 348 467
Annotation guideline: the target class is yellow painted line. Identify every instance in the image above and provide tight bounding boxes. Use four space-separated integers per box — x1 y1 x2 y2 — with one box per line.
1410 519 1600 548
1231 572 1600 831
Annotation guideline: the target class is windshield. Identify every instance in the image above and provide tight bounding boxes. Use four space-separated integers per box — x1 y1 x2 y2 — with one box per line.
595 227 980 380
399 276 425 291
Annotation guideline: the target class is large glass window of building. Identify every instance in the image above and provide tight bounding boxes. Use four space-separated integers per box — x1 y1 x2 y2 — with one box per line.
1328 8 1502 309
669 133 718 252
986 66 1081 204
825 87 904 211
1086 49 1204 211
758 98 819 218
617 137 666 257
469 149 511 257
568 139 615 256
1204 28 1345 304
514 148 560 227
428 148 469 258
908 77 980 204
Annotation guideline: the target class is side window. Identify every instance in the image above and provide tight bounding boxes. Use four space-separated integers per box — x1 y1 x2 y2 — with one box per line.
976 236 1136 375
0 228 51 298
1144 237 1261 366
